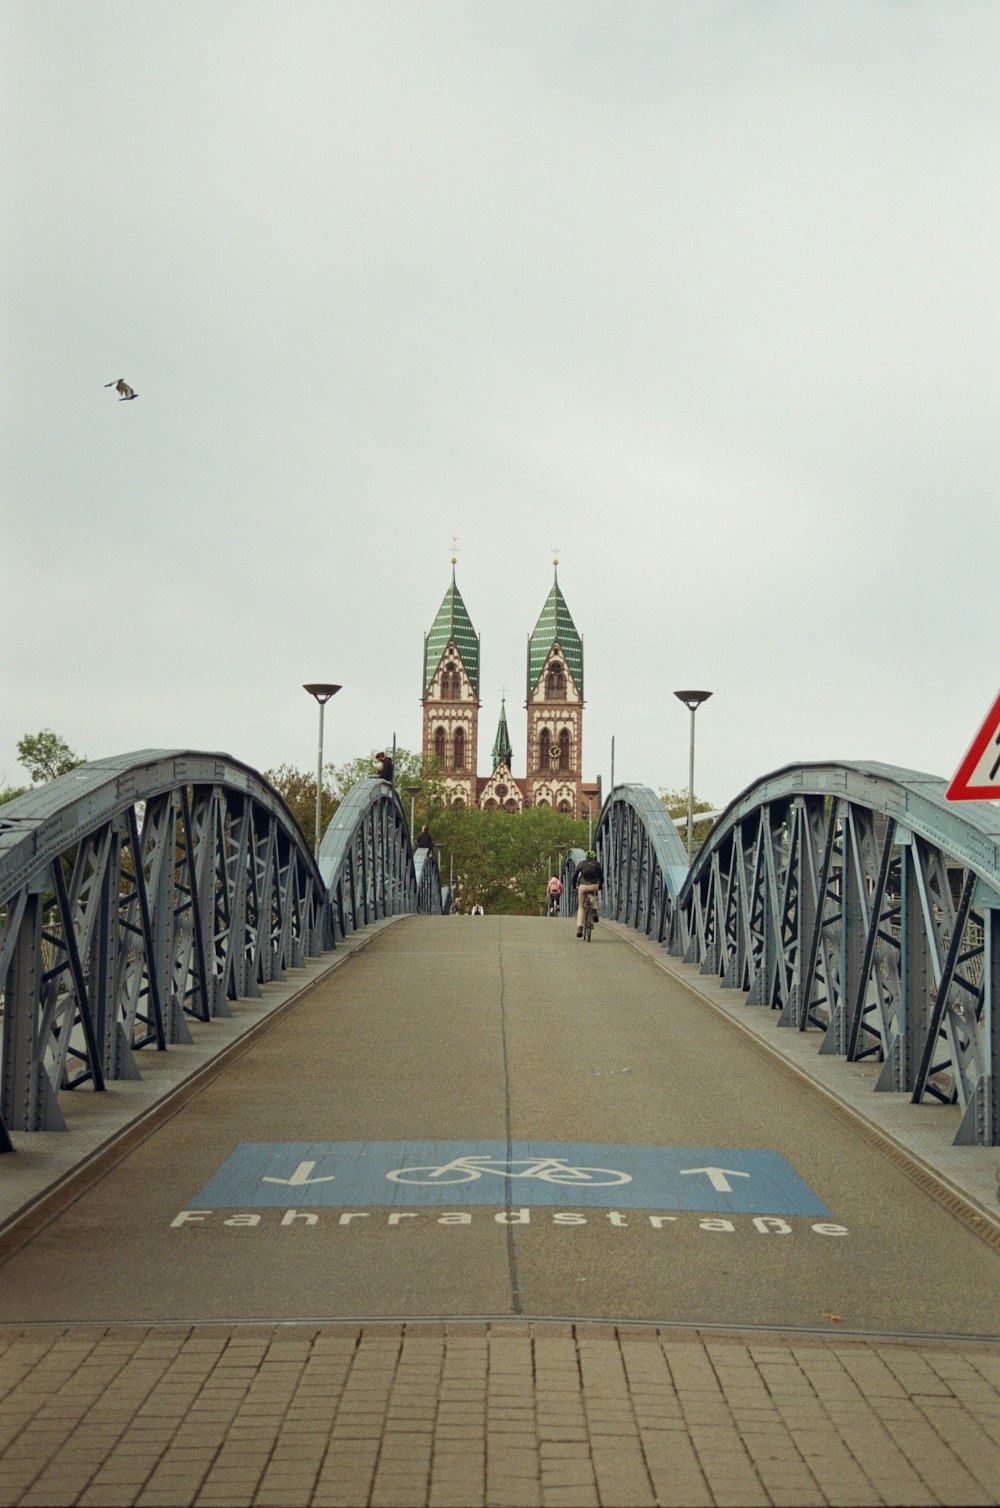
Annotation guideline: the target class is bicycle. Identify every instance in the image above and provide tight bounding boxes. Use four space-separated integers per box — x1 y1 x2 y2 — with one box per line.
385 1155 631 1186
582 888 597 942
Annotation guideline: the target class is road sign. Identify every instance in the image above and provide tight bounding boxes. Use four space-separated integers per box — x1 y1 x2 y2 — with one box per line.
945 690 1000 801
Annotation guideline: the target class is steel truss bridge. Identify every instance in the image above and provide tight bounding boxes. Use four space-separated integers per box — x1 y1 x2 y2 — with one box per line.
580 763 1000 1147
2 750 999 1151
0 752 444 1148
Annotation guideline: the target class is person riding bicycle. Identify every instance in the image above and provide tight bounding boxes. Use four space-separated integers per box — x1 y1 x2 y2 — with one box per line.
571 850 604 938
546 873 563 916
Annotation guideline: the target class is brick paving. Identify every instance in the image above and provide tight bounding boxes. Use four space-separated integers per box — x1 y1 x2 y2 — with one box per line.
0 1321 997 1507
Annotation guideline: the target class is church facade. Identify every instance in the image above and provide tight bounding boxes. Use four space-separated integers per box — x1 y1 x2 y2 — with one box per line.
420 565 600 818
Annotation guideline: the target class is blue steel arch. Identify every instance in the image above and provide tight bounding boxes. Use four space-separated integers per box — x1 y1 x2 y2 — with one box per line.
319 777 445 934
559 848 585 916
592 785 690 942
0 754 441 1146
673 762 1000 1146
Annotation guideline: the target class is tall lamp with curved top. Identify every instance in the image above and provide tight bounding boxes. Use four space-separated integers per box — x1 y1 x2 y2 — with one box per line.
303 683 342 852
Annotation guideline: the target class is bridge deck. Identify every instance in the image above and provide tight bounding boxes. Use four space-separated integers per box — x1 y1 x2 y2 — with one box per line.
0 916 998 1505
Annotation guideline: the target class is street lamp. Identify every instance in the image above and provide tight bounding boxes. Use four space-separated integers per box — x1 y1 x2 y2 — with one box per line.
674 689 712 864
303 683 341 853
406 783 421 836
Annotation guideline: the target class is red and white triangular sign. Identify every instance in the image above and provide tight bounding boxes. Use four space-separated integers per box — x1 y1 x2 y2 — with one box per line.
945 690 1000 801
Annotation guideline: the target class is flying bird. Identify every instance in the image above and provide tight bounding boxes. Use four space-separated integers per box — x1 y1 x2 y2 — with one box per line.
105 379 138 401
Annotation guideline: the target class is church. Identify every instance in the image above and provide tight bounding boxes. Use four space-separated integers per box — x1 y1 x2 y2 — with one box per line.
420 562 601 819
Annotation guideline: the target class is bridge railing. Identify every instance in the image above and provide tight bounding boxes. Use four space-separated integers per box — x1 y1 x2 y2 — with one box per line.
598 763 1000 1147
319 777 445 932
593 785 690 945
0 754 441 1146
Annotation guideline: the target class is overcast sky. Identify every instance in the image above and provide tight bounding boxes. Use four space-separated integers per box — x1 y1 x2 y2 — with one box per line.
4 1 998 810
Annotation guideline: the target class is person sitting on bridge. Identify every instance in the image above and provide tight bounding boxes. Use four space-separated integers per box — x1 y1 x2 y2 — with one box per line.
374 751 394 784
571 850 604 937
415 824 434 850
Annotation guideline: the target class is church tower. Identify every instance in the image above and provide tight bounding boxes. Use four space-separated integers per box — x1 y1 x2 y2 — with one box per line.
421 564 481 807
478 697 524 812
525 565 584 812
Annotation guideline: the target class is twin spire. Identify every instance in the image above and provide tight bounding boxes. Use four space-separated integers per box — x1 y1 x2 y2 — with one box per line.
423 558 582 778
423 563 481 697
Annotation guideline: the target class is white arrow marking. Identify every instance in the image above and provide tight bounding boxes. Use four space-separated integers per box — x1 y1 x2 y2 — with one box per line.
261 1160 336 1186
680 1166 750 1193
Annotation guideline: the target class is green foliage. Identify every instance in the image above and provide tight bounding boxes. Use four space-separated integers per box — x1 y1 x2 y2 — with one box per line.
328 746 416 800
327 748 448 826
262 763 338 846
0 784 30 806
659 786 716 847
267 744 589 912
426 805 590 915
17 730 85 784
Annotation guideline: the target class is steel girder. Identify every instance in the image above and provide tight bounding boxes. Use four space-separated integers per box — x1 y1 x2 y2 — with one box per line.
673 762 1000 1146
592 786 690 943
414 846 446 916
559 848 585 916
0 751 331 1139
318 778 442 937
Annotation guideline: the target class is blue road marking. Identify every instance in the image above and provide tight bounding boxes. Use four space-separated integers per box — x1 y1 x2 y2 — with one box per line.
189 1142 831 1216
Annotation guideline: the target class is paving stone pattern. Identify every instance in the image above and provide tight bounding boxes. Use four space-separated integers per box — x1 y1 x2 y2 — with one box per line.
0 1322 997 1507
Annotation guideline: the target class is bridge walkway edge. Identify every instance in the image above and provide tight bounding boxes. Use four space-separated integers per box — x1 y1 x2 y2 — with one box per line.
0 918 404 1261
604 923 1000 1248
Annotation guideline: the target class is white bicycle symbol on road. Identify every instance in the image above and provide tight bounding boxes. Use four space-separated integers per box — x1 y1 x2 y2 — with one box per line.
385 1155 632 1187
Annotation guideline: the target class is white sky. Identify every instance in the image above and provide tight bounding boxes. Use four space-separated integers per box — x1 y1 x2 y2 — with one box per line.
4 1 998 808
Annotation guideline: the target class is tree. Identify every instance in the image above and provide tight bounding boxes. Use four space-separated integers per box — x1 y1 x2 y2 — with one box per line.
0 784 30 806
327 748 447 827
659 786 716 849
17 730 85 784
262 763 337 846
427 805 591 915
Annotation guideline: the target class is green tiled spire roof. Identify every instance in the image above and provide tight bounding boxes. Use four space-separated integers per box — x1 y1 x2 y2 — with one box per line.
491 699 513 771
527 569 583 697
423 567 480 695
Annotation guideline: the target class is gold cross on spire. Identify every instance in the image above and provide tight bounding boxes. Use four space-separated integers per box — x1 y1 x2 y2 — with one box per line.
451 534 460 566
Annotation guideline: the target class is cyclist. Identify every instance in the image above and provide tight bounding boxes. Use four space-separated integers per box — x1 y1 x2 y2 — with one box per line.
546 873 563 916
571 850 604 938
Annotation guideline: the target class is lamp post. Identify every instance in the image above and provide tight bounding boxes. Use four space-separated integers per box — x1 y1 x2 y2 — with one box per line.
303 683 341 854
674 689 712 864
406 783 421 836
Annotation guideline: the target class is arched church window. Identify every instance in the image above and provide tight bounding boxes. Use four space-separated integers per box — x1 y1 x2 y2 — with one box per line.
558 729 571 771
547 662 566 699
558 800 571 813
538 727 551 772
452 795 465 809
484 798 498 810
443 661 461 700
434 727 446 762
453 727 465 771
504 799 518 813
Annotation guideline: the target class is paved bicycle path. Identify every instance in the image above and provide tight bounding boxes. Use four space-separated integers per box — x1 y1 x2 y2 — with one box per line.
0 915 997 1339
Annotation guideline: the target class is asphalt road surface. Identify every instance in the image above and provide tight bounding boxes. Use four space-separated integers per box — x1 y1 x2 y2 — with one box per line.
2 917 997 1337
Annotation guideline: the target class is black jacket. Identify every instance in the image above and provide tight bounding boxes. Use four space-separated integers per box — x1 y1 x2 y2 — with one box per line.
572 858 604 888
